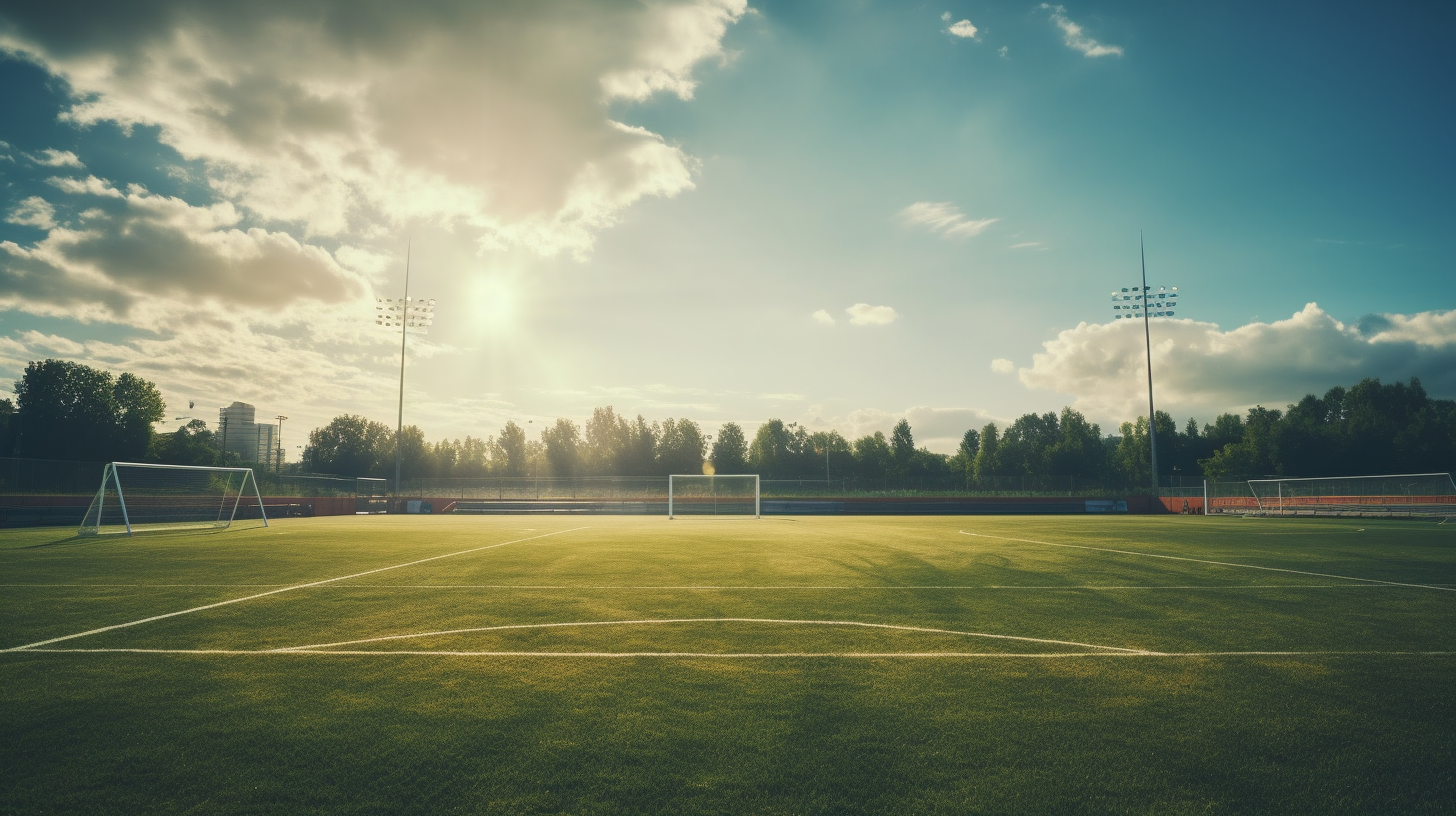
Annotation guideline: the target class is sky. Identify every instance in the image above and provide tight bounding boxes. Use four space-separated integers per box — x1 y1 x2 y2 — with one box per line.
1 0 1453 457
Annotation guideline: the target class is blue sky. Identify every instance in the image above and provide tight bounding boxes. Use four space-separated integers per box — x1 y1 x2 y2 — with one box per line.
1 0 1452 455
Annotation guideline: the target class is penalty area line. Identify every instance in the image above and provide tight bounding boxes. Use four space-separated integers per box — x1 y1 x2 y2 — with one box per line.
959 531 1456 593
1 527 590 653
273 617 1155 654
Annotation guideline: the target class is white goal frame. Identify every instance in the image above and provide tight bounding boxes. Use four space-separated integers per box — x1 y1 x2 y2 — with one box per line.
668 474 760 519
79 462 269 536
1245 472 1456 518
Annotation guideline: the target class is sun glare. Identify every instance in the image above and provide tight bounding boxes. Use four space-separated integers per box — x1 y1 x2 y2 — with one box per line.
465 274 519 335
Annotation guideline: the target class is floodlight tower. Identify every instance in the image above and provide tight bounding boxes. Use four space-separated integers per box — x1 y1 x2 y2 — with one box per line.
1109 234 1181 491
275 415 288 473
376 243 436 498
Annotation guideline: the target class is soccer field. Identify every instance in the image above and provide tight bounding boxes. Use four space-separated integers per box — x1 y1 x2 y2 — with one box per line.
3 515 1454 814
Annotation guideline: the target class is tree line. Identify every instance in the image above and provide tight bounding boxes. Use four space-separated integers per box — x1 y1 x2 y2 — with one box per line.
4 358 1453 488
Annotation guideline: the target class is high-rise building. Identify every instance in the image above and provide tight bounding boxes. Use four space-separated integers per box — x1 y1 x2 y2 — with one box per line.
219 401 279 467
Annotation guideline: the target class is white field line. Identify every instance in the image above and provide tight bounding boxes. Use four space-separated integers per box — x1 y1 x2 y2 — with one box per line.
273 618 1154 654
14 648 1456 658
959 531 1456 593
3 583 1445 590
1 527 589 653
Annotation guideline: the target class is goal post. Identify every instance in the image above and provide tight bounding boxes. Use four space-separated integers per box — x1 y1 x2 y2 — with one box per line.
78 462 268 536
668 474 760 519
1215 472 1456 518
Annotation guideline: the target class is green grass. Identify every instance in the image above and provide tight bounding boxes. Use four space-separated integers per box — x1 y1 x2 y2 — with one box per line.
2 514 1454 815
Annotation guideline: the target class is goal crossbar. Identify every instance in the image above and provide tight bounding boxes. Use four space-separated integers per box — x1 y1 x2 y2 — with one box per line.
80 462 269 536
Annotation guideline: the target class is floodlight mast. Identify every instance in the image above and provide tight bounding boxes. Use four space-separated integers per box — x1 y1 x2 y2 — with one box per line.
375 241 436 501
1109 233 1182 491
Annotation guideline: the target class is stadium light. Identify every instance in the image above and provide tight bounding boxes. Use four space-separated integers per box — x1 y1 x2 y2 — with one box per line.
376 241 436 498
1109 233 1183 491
275 415 288 474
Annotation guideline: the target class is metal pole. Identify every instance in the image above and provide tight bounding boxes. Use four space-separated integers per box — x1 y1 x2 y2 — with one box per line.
275 415 287 474
1140 232 1158 492
395 241 410 500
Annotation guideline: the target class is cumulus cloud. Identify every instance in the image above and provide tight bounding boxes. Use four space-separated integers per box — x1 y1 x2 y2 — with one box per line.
846 303 899 326
898 201 999 239
6 197 57 230
991 358 1015 373
27 148 84 168
0 178 365 323
1018 304 1456 424
945 19 979 39
0 1 748 257
1039 4 1123 58
812 308 836 326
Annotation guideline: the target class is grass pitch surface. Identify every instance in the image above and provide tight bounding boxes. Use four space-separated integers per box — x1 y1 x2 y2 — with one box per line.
2 515 1454 814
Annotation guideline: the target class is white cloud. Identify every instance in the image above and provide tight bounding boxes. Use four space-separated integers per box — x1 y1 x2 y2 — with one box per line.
1008 241 1045 250
946 19 979 39
759 393 806 401
898 201 999 239
0 1 748 258
6 197 57 230
811 308 836 326
991 358 1015 373
846 303 899 326
27 148 84 168
0 179 366 324
1356 310 1456 348
998 46 1009 58
1040 4 1123 58
1017 304 1456 424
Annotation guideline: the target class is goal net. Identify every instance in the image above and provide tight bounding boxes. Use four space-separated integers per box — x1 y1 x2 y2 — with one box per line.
79 463 268 536
668 474 760 519
1212 473 1456 518
356 477 389 514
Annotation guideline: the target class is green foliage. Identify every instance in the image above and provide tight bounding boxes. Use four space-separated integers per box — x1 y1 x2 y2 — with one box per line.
710 422 749 474
149 419 225 466
890 418 915 472
304 414 393 477
541 418 582 477
497 420 528 476
13 359 165 462
657 417 706 475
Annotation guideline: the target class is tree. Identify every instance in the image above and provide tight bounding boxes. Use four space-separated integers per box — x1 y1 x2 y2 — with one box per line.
890 418 915 474
149 419 222 466
0 398 16 456
304 415 393 477
973 423 1001 486
497 420 528 476
657 417 706 475
851 432 893 483
1047 407 1105 485
711 422 748 474
13 359 164 462
749 419 801 477
398 425 431 479
541 418 582 476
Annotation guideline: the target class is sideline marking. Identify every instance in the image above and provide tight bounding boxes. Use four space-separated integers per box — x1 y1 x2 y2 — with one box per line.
1 527 589 653
13 648 1456 658
274 617 1153 654
959 531 1456 593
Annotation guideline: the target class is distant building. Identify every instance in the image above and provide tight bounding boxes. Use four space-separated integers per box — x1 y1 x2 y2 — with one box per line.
219 401 279 467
